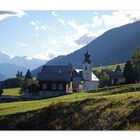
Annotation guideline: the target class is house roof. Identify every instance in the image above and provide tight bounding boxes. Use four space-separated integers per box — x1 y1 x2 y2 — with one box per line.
73 77 82 84
111 71 123 79
37 65 73 82
37 65 99 82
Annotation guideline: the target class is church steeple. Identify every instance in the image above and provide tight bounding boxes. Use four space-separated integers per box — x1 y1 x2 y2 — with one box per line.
83 51 91 64
82 49 92 81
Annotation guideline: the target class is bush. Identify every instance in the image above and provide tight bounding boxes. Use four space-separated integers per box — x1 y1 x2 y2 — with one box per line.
20 79 39 94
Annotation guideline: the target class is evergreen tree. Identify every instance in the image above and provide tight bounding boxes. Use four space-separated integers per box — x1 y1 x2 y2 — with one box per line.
99 70 110 87
132 46 140 82
25 69 32 79
19 71 23 77
115 64 121 72
123 60 135 84
16 70 20 77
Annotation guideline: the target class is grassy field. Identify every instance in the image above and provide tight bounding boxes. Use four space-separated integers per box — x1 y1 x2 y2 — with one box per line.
3 88 21 97
93 63 125 72
1 84 140 130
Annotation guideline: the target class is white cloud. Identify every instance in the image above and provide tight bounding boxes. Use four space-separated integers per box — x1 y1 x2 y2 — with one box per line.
40 25 47 30
30 20 48 31
33 50 67 60
0 10 26 21
58 18 65 25
67 19 96 46
95 10 140 29
30 21 37 26
51 11 66 26
17 41 27 47
92 16 103 27
52 11 58 17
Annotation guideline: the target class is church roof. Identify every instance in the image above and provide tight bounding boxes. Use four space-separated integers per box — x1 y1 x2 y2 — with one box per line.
91 72 99 81
37 65 73 82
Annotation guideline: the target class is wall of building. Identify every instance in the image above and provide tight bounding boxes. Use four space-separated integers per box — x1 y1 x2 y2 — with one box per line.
39 81 67 92
83 81 99 91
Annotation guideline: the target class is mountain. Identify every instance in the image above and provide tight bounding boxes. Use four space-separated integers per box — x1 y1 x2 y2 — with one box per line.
31 55 65 76
0 73 6 81
0 52 47 70
0 63 27 80
9 56 47 70
47 21 140 68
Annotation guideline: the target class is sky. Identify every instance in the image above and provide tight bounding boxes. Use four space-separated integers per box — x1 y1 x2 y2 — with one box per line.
0 10 140 61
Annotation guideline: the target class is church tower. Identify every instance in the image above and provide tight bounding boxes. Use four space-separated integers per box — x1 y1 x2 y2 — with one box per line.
82 50 92 81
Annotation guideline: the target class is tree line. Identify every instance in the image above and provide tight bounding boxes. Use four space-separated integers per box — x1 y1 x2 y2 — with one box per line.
93 46 140 87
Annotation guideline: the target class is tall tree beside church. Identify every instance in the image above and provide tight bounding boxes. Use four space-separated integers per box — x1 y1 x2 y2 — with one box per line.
25 69 32 79
99 69 110 87
123 60 135 84
132 46 140 82
115 64 121 72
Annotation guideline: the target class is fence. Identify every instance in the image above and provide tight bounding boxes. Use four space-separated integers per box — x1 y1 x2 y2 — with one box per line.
88 83 140 95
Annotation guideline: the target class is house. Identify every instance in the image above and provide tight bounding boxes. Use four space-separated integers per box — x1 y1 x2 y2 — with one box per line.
110 70 125 85
37 65 73 93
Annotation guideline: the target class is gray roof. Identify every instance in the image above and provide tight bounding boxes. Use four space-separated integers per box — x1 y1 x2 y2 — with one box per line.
111 71 123 79
73 77 82 84
37 65 73 82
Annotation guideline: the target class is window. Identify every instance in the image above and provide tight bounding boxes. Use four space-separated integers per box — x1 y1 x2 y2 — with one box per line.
52 84 56 90
58 69 62 74
43 84 47 89
59 84 63 90
85 66 87 70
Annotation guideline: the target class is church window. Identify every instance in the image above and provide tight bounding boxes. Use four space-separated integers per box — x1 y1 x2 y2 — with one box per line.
85 66 87 70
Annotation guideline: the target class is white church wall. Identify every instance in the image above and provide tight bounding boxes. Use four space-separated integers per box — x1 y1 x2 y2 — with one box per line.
82 62 92 81
83 81 99 91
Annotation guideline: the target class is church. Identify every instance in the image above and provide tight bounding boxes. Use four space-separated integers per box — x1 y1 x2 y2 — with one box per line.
37 50 99 97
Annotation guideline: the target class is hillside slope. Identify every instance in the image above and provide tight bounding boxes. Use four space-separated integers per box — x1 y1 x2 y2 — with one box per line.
1 86 140 130
47 21 140 68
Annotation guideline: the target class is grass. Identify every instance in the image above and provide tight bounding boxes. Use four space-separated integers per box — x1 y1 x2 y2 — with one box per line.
93 63 125 72
3 88 21 97
1 84 140 130
0 85 140 117
0 91 140 130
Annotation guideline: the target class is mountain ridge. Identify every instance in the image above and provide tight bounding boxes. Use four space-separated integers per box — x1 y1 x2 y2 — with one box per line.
0 63 27 80
46 21 140 68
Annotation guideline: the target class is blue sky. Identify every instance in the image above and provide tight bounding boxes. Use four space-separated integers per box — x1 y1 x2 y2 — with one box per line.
0 10 140 60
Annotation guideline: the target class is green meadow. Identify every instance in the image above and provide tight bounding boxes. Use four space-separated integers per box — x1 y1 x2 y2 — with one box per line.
0 84 140 130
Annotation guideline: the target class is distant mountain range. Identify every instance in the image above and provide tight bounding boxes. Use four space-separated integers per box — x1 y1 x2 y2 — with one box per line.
0 52 47 80
46 21 140 68
0 63 27 80
0 52 47 70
